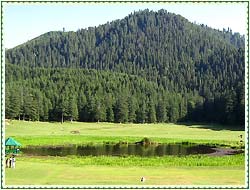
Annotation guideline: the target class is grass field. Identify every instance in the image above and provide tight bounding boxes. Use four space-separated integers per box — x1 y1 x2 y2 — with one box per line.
4 120 246 186
5 160 244 185
5 120 244 147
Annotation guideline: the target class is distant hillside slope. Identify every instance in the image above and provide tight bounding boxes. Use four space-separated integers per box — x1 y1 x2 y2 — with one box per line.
6 9 244 95
5 9 244 126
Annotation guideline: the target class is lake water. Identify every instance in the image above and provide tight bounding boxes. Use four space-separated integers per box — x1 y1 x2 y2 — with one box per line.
21 143 216 157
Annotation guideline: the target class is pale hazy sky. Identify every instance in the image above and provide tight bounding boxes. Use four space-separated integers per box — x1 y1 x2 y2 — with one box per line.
3 2 247 49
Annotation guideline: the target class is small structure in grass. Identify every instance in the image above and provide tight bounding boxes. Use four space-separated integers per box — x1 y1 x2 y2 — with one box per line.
70 130 80 134
5 137 21 155
135 137 154 145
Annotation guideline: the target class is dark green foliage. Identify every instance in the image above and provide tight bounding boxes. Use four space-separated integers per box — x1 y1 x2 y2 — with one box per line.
6 88 21 119
6 64 196 124
68 95 79 122
114 94 129 123
136 101 147 123
147 100 156 123
128 97 137 123
156 99 167 123
94 97 106 122
5 9 244 127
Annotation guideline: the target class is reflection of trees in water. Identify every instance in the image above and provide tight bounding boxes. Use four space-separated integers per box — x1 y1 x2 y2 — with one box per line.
135 144 144 156
112 144 121 156
22 144 216 157
128 144 136 155
77 145 98 156
105 144 113 155
155 145 165 156
119 145 129 156
62 145 77 156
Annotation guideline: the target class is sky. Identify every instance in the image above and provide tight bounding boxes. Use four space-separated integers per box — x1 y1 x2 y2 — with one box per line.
3 2 248 49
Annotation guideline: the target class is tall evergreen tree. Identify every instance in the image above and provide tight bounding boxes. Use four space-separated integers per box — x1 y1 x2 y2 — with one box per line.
156 99 166 123
136 101 147 123
115 95 128 123
128 97 137 123
68 95 79 122
147 100 156 123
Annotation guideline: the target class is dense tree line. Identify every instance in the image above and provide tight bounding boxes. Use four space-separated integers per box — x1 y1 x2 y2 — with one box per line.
5 9 244 127
5 64 244 127
5 64 190 123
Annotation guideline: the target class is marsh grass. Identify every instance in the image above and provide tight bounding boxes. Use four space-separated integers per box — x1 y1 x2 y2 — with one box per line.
17 154 244 167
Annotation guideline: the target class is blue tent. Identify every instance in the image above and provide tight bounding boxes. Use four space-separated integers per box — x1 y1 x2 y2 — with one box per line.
5 137 21 146
5 137 21 155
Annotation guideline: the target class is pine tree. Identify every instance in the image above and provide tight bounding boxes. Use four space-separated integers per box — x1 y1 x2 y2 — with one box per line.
115 95 128 123
7 88 21 119
224 91 237 125
94 98 106 122
136 101 147 123
68 95 79 122
58 95 69 123
156 99 166 122
128 97 137 123
147 100 156 123
106 105 114 122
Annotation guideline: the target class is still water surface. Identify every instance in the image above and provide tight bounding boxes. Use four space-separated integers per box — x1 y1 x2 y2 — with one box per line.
22 143 216 157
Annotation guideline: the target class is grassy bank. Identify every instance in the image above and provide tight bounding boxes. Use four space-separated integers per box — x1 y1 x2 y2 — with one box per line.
5 120 244 147
16 154 245 167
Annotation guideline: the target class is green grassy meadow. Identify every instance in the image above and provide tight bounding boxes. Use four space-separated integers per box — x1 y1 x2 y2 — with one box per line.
6 160 244 185
5 120 245 186
5 120 244 147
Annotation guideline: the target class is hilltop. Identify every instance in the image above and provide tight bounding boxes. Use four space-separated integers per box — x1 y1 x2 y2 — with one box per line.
5 9 244 127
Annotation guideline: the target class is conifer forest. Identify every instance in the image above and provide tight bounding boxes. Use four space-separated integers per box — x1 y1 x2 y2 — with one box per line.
5 9 245 128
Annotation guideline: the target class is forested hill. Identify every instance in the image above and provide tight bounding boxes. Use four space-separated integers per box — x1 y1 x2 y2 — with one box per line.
5 9 244 127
